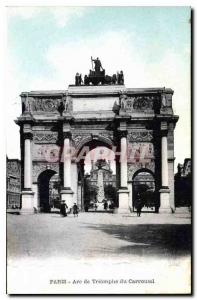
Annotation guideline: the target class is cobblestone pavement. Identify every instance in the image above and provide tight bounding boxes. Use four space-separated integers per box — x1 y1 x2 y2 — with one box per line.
7 208 191 261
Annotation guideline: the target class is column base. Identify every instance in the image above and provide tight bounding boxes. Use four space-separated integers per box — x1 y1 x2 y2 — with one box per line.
60 188 74 213
117 188 130 214
20 190 34 214
159 188 171 213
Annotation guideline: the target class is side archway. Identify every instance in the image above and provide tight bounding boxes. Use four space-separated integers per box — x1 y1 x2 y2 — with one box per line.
37 169 57 212
132 169 157 212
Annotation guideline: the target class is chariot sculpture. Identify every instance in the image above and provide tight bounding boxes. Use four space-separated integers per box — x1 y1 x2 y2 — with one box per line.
75 57 124 86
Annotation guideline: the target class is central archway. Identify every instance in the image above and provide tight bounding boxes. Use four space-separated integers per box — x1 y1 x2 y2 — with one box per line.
76 139 119 212
38 169 57 212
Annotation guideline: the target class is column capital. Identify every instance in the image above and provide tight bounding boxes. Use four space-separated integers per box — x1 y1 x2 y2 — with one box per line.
63 131 72 139
23 132 33 140
118 130 128 139
161 130 168 137
160 121 168 136
160 121 168 133
63 122 71 132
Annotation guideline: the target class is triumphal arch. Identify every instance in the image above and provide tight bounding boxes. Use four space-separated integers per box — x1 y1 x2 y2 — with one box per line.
16 58 178 214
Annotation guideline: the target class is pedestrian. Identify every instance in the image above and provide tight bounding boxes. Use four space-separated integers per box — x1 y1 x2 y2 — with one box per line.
136 193 142 217
60 200 67 217
73 203 79 217
103 200 108 211
137 203 142 217
155 202 159 213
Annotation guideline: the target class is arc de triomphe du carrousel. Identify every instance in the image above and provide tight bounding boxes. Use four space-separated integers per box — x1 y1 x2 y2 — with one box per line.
15 58 178 214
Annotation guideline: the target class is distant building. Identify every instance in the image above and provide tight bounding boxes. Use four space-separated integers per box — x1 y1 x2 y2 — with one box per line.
83 160 117 208
6 157 21 209
178 159 191 177
88 160 116 188
175 158 191 207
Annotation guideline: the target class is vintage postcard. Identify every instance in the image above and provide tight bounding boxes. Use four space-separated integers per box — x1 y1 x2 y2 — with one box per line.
6 5 191 294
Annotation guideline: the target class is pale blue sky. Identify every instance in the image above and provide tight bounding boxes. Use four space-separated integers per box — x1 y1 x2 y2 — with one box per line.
6 6 191 169
7 7 190 80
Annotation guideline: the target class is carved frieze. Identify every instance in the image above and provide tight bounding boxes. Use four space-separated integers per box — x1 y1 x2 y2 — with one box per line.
22 96 74 114
133 96 154 110
21 92 75 115
26 97 62 113
7 177 21 193
72 133 91 147
33 132 58 144
32 162 59 182
119 94 155 113
7 161 21 177
120 94 134 111
72 134 83 146
128 131 153 142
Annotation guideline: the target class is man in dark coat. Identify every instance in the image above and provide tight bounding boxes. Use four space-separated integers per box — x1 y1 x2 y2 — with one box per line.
135 193 142 217
103 200 108 211
60 201 67 217
73 203 79 217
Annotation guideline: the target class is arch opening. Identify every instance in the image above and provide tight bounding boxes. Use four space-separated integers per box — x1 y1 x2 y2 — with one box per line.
38 169 59 212
132 169 158 213
77 142 119 212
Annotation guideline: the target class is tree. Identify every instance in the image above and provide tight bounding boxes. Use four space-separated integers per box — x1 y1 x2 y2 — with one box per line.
104 185 118 207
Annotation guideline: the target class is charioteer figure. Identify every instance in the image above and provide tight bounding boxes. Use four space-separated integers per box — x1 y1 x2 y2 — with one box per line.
91 57 104 74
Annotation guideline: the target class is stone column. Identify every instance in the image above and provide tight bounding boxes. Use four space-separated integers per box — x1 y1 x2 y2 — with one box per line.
120 134 129 188
21 132 34 214
71 159 78 206
77 182 82 211
159 123 171 212
32 183 38 210
63 136 71 188
60 131 73 211
118 131 129 213
128 182 133 212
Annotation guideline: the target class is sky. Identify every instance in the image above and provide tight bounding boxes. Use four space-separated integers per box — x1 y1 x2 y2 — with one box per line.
5 6 191 171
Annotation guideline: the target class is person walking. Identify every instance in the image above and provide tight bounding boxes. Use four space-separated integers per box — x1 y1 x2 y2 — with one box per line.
73 203 79 217
60 200 67 217
103 200 108 211
137 203 142 217
136 193 142 217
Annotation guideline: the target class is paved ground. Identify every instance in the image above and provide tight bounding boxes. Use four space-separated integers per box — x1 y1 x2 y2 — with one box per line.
7 208 191 261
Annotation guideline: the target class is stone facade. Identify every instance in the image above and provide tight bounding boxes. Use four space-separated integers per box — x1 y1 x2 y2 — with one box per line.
16 84 178 214
6 157 21 209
